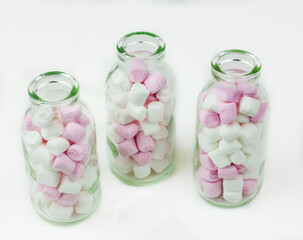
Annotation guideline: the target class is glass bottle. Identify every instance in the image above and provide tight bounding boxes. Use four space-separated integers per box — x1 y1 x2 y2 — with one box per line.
106 32 176 185
194 50 269 207
21 71 101 224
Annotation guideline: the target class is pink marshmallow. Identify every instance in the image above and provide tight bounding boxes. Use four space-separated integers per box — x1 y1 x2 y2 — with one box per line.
144 72 167 94
243 179 258 195
219 103 237 124
202 180 222 199
36 183 45 192
76 113 91 127
132 151 152 165
237 83 257 97
24 114 41 132
63 122 86 143
129 69 149 83
199 153 217 171
68 163 85 181
52 153 76 175
234 164 246 174
67 144 91 162
199 109 220 128
60 103 82 123
197 166 219 182
217 165 238 179
42 186 62 200
135 131 155 152
250 103 267 123
214 85 241 103
117 138 139 157
57 193 79 206
145 94 158 106
114 123 140 139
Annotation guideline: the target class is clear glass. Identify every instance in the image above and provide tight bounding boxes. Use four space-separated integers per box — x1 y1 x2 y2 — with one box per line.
106 32 176 185
21 71 101 224
194 50 269 207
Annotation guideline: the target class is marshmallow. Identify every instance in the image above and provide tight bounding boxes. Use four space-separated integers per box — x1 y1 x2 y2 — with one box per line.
46 137 70 156
145 94 158 105
144 72 167 94
150 158 170 173
152 126 168 140
30 145 54 167
148 101 164 123
77 113 90 127
135 131 155 152
198 133 218 153
114 108 135 124
202 180 222 198
75 192 94 214
32 108 53 127
223 190 242 203
126 102 147 121
199 109 220 128
197 167 219 182
218 139 242 155
235 164 246 174
236 113 250 123
41 120 64 141
133 162 151 179
58 193 79 206
63 122 86 143
217 165 238 179
223 175 244 191
132 151 152 165
60 104 82 123
140 121 161 136
251 103 267 123
118 138 139 157
161 102 173 126
68 163 85 181
83 124 95 146
208 149 231 168
114 123 140 139
36 168 61 187
152 140 169 160
243 154 260 169
84 165 98 189
24 114 41 131
42 186 61 200
156 86 172 103
220 122 241 141
237 82 257 96
201 126 221 143
241 143 255 154
59 176 83 194
107 124 125 144
128 83 150 106
52 153 76 175
239 96 261 117
111 69 132 90
114 155 133 174
108 87 129 108
67 144 90 162
240 123 258 144
23 131 42 149
230 150 247 164
129 69 149 83
242 168 259 179
199 153 217 171
214 85 241 103
48 202 73 220
219 103 237 125
203 93 221 113
106 102 118 122
243 179 258 195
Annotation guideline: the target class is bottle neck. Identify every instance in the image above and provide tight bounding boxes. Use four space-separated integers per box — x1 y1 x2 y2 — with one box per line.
211 49 262 84
28 71 79 107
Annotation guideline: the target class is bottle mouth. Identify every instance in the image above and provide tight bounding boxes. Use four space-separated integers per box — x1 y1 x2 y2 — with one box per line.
211 49 262 82
116 31 166 61
28 71 79 105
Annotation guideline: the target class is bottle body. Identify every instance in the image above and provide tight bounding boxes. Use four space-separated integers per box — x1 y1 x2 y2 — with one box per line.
106 32 176 185
21 72 100 223
194 50 269 207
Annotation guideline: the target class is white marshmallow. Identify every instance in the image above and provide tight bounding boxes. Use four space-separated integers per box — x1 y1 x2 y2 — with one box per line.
32 108 53 127
36 167 61 187
46 137 70 156
84 165 98 189
133 162 151 179
110 69 132 90
41 120 63 141
152 126 168 140
220 122 241 141
242 168 259 179
201 126 221 143
218 139 242 155
114 108 135 124
241 143 255 154
198 133 218 153
107 124 124 144
150 158 170 173
48 202 73 220
240 123 258 144
109 87 129 108
106 102 118 122
140 121 161 136
223 190 242 203
59 176 83 194
243 154 260 169
24 131 42 148
208 149 231 168
128 83 150 106
153 140 169 160
203 93 221 113
160 102 173 126
30 145 54 167
230 150 247 164
156 86 172 103
126 102 147 121
223 175 244 191
236 113 249 123
148 102 164 123
239 96 261 117
75 192 94 214
114 155 133 174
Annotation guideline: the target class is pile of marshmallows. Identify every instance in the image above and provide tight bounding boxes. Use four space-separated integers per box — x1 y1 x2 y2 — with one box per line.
23 103 98 220
107 66 173 179
197 82 267 203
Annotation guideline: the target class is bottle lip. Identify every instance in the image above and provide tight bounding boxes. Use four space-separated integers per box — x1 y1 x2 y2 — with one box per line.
211 49 262 82
116 31 166 62
28 71 79 105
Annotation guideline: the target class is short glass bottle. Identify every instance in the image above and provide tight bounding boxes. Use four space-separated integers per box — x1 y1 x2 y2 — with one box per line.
194 50 269 207
106 32 176 185
21 71 101 224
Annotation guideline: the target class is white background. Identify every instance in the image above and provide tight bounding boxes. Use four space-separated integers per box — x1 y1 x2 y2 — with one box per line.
0 0 303 239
